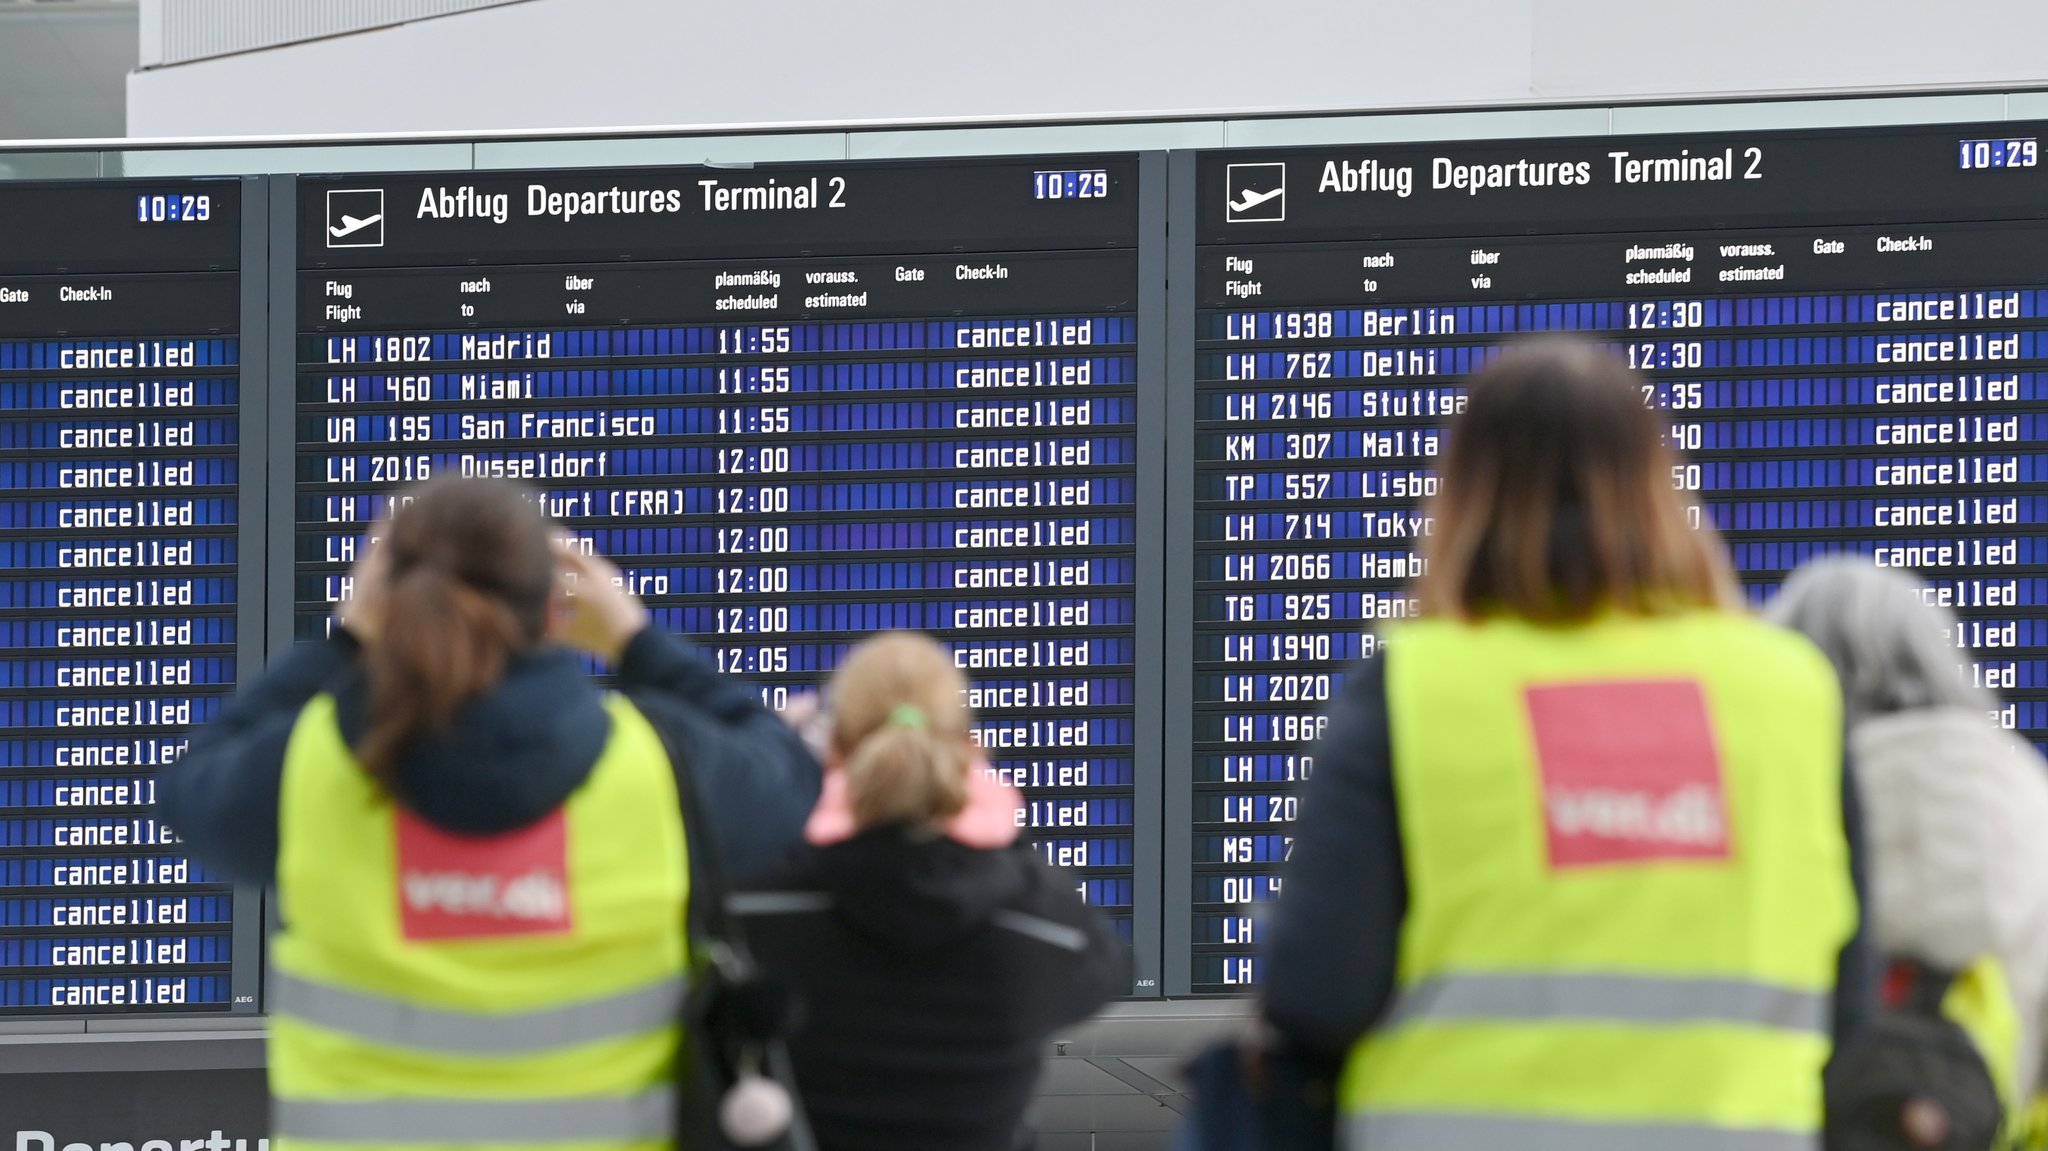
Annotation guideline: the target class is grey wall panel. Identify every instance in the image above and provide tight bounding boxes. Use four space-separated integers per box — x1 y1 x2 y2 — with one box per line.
1162 150 1197 997
1131 151 1169 996
232 174 270 1015
127 0 1538 137
127 0 2048 140
141 0 536 67
0 4 133 140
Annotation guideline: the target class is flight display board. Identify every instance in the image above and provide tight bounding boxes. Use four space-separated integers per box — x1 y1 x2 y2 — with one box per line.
294 159 1159 986
0 180 253 1014
1184 125 2048 993
15 119 2047 1018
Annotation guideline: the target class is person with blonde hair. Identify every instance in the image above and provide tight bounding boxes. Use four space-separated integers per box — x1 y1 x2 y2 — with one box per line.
734 630 1129 1151
1262 339 1870 1150
1770 556 2048 1101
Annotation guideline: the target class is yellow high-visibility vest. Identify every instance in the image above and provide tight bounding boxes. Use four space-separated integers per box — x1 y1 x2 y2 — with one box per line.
270 692 689 1151
1943 956 2025 1146
1341 612 1857 1151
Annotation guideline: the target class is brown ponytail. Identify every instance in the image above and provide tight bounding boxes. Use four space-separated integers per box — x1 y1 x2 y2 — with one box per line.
356 477 555 785
827 632 974 831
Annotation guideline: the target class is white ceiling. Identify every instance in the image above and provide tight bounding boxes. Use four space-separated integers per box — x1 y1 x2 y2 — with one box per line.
0 2 136 141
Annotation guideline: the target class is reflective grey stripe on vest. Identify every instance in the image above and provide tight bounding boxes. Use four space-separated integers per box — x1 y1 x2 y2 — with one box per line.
1380 972 1828 1035
727 890 833 915
276 1089 673 1142
1348 1112 1817 1151
270 969 685 1055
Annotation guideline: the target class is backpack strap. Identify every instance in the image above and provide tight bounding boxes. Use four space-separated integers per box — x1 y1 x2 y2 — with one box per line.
1883 957 1961 1017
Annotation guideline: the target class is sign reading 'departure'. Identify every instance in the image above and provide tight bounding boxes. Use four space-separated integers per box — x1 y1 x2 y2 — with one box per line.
15 1135 267 1151
3 1069 266 1145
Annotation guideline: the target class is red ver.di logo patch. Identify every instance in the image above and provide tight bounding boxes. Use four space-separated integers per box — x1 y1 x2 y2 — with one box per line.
396 809 573 940
1524 680 1730 869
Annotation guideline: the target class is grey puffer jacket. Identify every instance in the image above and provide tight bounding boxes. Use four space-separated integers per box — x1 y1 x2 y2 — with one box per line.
1852 706 2048 1093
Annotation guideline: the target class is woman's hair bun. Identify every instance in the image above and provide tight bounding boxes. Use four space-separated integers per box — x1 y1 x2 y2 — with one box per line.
827 632 974 830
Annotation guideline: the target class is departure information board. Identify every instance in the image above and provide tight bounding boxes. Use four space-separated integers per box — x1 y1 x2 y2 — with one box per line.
1183 126 2048 992
12 118 2045 1017
294 159 1160 986
0 180 254 1014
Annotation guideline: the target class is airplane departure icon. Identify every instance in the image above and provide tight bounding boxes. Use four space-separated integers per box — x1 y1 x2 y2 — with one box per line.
325 189 386 248
1224 163 1286 222
329 213 382 239
1228 187 1284 214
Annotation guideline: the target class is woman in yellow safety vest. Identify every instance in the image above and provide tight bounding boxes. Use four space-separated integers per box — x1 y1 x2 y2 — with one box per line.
1263 338 1872 1151
162 476 822 1150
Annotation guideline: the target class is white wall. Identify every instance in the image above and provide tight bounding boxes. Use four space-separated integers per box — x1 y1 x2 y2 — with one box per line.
126 0 2048 139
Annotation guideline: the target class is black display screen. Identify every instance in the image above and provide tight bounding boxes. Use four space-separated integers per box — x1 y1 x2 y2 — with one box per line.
0 180 252 1013
294 159 1160 989
1183 124 2048 992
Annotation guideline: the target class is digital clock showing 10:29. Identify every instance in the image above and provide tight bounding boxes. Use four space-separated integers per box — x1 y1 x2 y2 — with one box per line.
135 193 213 223
1958 138 2039 169
1033 170 1109 200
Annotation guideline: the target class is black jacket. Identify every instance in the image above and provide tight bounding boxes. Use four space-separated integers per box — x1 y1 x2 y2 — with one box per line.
734 827 1131 1151
1263 652 1874 1062
158 626 822 885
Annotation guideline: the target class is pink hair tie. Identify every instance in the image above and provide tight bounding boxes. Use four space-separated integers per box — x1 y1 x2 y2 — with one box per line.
803 761 1022 849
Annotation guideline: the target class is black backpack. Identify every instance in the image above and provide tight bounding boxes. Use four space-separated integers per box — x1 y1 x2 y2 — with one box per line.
1825 960 2006 1151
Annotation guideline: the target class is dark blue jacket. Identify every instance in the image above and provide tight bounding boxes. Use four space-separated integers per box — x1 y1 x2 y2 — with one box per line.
1262 652 1873 1062
158 626 822 885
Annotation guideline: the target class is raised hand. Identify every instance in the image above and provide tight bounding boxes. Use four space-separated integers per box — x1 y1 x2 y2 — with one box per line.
549 538 651 662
